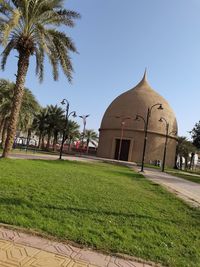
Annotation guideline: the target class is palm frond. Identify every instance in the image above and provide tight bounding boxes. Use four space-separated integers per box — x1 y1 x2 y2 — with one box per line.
0 1 13 17
2 8 21 46
0 0 80 82
1 39 16 70
35 45 44 82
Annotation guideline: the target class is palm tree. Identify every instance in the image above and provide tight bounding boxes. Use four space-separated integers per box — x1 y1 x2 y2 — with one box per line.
176 136 196 170
45 105 65 151
190 121 200 149
66 120 80 151
0 80 12 145
31 108 48 149
0 0 80 158
0 79 40 148
84 130 98 153
18 88 40 133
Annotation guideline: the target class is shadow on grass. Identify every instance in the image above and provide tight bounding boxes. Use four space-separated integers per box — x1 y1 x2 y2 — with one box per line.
0 196 183 225
105 170 145 180
0 197 34 208
46 205 200 225
44 206 177 224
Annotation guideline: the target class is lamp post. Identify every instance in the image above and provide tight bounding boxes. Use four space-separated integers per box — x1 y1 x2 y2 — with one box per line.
135 103 163 172
59 99 76 160
159 117 169 172
79 114 90 147
159 117 177 172
116 116 131 160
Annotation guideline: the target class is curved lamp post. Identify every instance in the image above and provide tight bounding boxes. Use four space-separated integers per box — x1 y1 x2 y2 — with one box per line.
59 99 76 160
135 103 163 172
159 117 169 172
159 117 177 172
115 116 131 160
79 114 90 147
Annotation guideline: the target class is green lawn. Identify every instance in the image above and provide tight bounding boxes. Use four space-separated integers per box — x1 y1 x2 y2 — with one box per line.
0 159 200 267
167 170 200 184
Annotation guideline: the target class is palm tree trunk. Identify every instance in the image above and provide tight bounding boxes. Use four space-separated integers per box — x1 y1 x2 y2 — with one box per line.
1 119 8 149
174 145 178 169
41 135 45 149
53 132 58 151
68 138 72 152
189 153 194 170
0 118 5 135
26 129 31 150
46 132 51 150
185 157 188 171
38 133 42 149
0 118 5 145
86 139 89 154
2 52 30 158
180 155 183 170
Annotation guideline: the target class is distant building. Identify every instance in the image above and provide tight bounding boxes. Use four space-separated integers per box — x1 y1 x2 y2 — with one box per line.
98 72 178 167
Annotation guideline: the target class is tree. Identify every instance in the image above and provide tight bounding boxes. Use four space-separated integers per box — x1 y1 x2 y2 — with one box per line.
18 88 40 133
84 130 98 153
31 107 80 152
31 108 48 149
190 121 200 149
66 120 80 151
0 79 13 145
45 105 65 151
176 136 196 170
0 0 80 158
0 79 40 148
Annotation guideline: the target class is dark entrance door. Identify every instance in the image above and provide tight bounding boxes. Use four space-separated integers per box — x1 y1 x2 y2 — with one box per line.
114 139 130 161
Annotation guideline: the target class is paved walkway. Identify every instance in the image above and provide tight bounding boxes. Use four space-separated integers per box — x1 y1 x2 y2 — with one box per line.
7 152 97 162
4 151 137 168
140 168 200 207
0 227 156 267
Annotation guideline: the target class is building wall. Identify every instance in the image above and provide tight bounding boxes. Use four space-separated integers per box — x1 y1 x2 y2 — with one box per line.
97 129 177 167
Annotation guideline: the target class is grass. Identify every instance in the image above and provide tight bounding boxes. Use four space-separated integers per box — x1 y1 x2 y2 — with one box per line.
0 159 199 267
167 169 200 184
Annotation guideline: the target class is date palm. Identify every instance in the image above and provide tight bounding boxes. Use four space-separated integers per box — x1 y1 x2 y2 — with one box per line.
0 79 12 136
0 0 80 157
66 120 80 151
0 79 40 147
32 108 48 149
176 136 196 170
84 129 98 153
45 105 65 150
18 87 40 132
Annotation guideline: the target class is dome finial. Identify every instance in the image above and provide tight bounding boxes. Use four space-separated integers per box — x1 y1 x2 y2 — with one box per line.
142 68 147 81
138 68 148 85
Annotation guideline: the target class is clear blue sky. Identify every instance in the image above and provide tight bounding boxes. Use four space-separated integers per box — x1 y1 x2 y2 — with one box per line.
1 0 200 137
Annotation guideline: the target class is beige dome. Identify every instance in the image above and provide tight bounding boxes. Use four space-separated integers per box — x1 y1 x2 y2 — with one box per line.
98 72 178 167
100 72 178 135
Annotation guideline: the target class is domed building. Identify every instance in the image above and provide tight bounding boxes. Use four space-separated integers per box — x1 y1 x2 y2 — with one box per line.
97 72 178 167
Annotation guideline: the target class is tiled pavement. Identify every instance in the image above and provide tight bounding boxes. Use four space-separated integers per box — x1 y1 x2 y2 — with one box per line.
0 227 158 267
